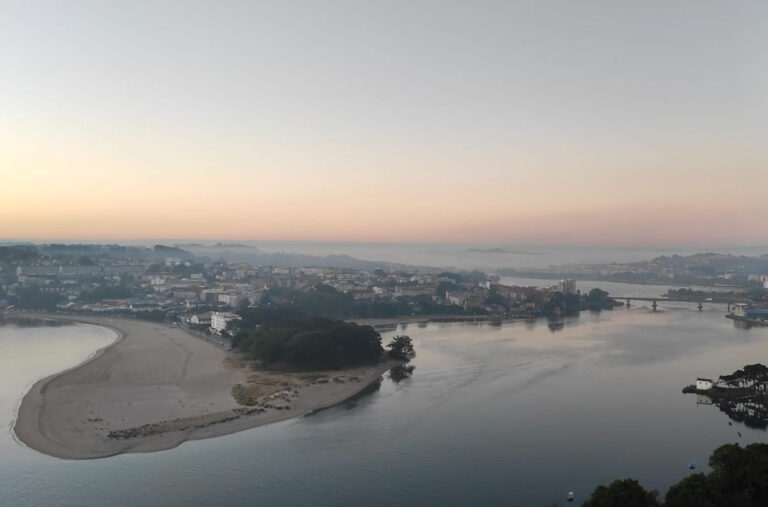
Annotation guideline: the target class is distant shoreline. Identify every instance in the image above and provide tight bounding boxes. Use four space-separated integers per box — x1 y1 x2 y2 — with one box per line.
498 273 738 289
11 312 401 460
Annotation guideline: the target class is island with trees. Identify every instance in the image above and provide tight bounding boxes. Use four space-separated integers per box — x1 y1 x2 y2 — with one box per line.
227 310 415 410
683 364 768 429
231 316 407 371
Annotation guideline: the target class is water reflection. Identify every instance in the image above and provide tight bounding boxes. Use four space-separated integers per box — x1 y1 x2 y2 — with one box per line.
733 319 752 330
716 399 768 430
593 311 759 367
388 364 415 383
547 318 565 332
342 376 383 409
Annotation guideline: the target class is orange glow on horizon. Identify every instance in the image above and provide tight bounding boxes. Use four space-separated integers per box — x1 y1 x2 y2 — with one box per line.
2 1 767 246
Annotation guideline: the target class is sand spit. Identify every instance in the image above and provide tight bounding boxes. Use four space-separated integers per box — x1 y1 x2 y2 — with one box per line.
11 313 400 459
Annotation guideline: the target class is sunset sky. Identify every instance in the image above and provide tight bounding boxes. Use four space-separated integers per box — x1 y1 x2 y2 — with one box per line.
1 1 767 245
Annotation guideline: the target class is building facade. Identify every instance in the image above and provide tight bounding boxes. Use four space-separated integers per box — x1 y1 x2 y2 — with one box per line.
211 312 241 333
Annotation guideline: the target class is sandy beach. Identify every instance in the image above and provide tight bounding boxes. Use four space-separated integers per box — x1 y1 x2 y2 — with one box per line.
12 313 400 460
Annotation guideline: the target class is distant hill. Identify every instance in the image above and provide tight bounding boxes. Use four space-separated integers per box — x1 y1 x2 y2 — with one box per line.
177 244 434 271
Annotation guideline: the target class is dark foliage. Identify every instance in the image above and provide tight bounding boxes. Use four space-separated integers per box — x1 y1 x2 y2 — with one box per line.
387 335 415 361
388 364 415 383
79 284 132 302
0 245 39 263
232 317 384 370
583 479 660 507
586 443 768 506
13 287 65 310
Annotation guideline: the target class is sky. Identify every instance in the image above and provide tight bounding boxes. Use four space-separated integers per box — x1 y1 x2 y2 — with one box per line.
1 1 767 246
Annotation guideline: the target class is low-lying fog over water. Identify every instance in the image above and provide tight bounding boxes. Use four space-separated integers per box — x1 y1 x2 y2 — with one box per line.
2 298 766 506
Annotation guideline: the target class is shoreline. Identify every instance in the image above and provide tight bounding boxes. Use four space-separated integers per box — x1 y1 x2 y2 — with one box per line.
10 312 402 460
351 313 495 328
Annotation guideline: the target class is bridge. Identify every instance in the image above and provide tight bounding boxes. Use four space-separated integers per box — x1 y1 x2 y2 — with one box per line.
611 296 752 312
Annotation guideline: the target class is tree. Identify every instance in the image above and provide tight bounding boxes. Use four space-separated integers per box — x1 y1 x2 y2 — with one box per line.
485 289 508 308
587 288 610 302
386 335 415 361
389 364 415 383
582 479 660 507
14 287 65 310
745 281 766 303
590 444 768 507
707 443 768 506
236 298 250 312
79 284 132 302
664 474 714 507
743 364 768 391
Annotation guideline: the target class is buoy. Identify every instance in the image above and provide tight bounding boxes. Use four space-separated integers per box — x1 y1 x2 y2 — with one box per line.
689 461 696 470
567 491 575 502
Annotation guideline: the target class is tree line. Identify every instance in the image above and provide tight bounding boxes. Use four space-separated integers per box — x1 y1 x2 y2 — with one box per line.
231 315 414 370
719 364 768 391
583 443 768 506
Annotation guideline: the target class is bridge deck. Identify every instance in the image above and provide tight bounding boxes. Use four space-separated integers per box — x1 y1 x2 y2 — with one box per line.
612 296 750 304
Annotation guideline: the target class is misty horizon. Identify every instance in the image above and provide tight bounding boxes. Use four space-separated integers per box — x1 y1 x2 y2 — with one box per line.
2 1 767 245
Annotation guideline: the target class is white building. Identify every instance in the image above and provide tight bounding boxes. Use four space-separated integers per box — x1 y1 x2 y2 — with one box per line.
218 294 244 308
561 279 576 295
696 377 713 390
211 312 241 333
731 304 749 317
445 291 473 307
190 312 212 326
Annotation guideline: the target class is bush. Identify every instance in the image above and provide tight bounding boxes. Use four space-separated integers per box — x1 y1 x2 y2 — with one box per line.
387 335 415 361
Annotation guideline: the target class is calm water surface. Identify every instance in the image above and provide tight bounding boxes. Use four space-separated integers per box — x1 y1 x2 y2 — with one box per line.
1 303 766 506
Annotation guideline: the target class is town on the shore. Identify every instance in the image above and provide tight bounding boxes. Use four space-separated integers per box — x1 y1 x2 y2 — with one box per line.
0 244 617 331
2 243 768 334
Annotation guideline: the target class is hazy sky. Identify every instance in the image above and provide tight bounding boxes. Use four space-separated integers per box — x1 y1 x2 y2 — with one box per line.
1 1 767 245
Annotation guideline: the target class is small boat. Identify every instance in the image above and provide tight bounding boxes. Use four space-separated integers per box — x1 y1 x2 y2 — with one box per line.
567 491 575 502
689 461 696 470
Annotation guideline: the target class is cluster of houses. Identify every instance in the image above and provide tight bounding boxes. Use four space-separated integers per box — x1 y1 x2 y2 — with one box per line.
3 253 588 334
183 311 241 334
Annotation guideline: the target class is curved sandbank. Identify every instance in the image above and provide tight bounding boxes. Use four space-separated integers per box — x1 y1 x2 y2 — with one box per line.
12 313 400 460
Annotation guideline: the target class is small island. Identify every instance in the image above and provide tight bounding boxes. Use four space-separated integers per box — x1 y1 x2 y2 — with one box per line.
683 364 768 429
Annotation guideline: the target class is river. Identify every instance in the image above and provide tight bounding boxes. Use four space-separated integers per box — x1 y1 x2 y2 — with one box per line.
1 297 766 505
